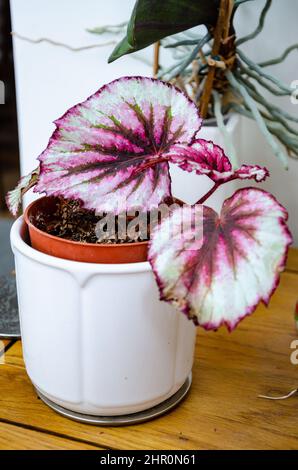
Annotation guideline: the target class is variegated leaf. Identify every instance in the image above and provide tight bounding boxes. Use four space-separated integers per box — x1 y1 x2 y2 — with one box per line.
148 188 292 331
165 140 269 183
233 164 269 182
6 168 40 217
35 76 202 214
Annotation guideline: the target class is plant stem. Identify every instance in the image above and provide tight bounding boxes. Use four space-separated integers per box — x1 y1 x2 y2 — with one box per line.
196 182 221 205
212 90 238 168
228 102 298 158
235 72 298 133
153 41 160 77
237 48 292 94
11 31 116 51
236 0 271 46
164 37 205 48
168 33 211 80
238 63 290 96
234 0 254 5
258 43 298 67
199 0 232 118
226 71 288 168
199 2 226 118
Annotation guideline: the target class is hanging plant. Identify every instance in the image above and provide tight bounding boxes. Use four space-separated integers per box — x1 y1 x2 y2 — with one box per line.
104 0 298 168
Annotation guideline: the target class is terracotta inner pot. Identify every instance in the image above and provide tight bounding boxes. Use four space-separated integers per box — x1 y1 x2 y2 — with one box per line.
24 197 149 264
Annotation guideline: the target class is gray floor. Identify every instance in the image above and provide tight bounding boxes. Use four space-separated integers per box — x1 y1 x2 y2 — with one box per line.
0 218 14 276
0 218 20 338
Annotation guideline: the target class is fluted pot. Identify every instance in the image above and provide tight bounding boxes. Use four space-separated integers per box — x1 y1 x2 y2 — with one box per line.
10 217 196 417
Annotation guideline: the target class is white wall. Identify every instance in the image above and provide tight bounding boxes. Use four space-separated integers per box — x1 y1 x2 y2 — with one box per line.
235 0 298 245
10 0 298 244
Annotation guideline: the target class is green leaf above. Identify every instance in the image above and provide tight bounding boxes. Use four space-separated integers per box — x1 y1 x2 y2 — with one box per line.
108 0 220 62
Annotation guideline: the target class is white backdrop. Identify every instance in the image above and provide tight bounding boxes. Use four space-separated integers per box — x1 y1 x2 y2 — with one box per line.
10 0 298 244
234 0 298 245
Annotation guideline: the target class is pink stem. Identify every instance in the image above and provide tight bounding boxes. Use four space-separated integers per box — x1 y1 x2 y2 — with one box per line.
196 182 221 205
131 156 168 176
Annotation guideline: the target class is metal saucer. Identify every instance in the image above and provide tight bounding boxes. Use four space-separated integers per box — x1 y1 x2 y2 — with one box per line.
35 374 192 426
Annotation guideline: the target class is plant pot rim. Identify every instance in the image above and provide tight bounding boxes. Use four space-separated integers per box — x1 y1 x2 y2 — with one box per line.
11 217 151 273
24 196 148 250
23 196 150 264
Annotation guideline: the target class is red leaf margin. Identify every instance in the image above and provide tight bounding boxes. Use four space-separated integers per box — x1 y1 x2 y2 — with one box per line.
148 188 293 331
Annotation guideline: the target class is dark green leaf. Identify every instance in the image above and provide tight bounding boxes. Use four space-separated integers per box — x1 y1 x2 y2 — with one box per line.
108 0 220 62
109 37 135 62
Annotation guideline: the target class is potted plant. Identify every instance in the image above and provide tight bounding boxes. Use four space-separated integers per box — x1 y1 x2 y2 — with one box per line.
11 1 298 213
8 76 292 422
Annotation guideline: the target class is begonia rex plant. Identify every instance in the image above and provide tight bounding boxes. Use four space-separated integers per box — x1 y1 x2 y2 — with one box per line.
7 76 292 331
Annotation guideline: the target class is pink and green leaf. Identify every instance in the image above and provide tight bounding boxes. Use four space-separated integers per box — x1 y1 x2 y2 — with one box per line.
34 76 202 214
233 164 269 182
148 188 292 331
5 168 40 217
165 140 269 183
6 76 269 217
165 139 232 177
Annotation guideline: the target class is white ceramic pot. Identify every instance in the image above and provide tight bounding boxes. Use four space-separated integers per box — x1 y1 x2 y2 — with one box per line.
170 114 242 210
10 217 196 416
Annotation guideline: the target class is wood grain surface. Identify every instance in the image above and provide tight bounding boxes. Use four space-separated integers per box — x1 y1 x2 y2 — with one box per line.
0 249 297 450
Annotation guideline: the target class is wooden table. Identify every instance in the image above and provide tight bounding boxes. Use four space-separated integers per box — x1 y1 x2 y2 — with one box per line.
0 249 297 450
